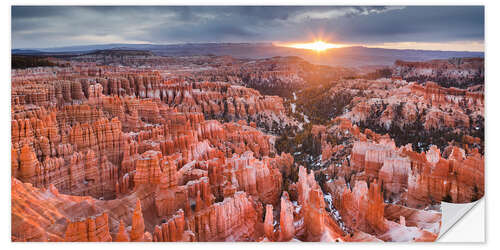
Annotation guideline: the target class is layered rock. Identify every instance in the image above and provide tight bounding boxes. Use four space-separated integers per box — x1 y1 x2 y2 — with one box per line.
185 192 258 241
12 178 96 242
153 210 194 242
278 192 295 241
394 58 484 89
263 204 275 240
297 166 344 242
64 213 112 242
334 180 387 235
130 200 146 241
12 54 482 243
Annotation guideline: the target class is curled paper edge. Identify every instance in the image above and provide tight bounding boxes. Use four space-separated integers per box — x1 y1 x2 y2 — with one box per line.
438 198 484 242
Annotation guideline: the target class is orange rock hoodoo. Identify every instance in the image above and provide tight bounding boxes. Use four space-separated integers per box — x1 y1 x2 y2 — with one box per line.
11 54 482 242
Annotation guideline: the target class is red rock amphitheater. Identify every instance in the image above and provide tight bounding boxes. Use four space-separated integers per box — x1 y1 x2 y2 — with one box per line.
11 55 483 242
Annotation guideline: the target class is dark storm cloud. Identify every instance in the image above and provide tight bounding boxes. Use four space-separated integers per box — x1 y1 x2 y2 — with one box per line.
328 6 484 43
11 6 484 49
12 6 71 19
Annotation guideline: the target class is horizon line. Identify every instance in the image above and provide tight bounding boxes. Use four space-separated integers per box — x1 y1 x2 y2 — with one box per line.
12 42 485 53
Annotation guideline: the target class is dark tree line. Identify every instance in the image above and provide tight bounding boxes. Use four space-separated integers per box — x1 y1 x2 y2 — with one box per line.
12 55 62 69
404 75 484 89
275 123 323 169
361 68 393 80
356 103 484 154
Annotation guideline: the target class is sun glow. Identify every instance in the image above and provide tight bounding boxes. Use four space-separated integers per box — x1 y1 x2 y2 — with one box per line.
277 40 345 52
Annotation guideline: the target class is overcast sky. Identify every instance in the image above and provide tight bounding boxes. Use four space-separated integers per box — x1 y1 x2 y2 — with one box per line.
11 6 484 51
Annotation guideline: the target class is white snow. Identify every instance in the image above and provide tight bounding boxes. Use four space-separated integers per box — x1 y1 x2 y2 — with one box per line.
303 114 310 123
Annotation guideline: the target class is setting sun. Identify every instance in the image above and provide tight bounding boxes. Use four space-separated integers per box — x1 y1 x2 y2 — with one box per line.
277 40 345 52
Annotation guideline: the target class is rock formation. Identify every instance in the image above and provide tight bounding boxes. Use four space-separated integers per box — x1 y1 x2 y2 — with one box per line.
11 52 482 242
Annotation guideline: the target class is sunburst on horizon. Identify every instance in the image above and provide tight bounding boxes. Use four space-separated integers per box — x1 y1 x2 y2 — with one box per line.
276 40 346 52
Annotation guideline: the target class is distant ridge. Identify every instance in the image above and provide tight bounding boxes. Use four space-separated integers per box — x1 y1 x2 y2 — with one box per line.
12 43 484 66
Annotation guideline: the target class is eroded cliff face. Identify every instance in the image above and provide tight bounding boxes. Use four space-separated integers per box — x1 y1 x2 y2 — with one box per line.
336 79 484 154
319 118 483 205
393 58 484 89
11 61 296 242
11 55 483 242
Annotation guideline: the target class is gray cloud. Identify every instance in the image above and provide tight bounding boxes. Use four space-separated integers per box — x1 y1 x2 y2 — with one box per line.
11 6 484 49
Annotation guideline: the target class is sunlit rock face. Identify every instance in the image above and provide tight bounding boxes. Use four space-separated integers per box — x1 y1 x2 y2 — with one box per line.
329 135 483 208
10 58 296 242
393 58 484 89
337 76 484 156
11 53 483 242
